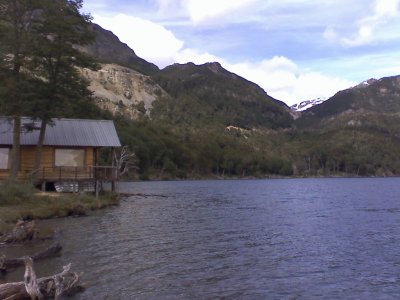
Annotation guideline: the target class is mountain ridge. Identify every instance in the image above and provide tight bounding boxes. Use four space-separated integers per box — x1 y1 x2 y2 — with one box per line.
152 61 293 128
74 22 400 178
301 75 400 119
79 25 295 129
77 23 159 76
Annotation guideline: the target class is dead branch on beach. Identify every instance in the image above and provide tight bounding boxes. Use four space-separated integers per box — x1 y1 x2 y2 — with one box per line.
0 221 38 244
0 241 62 273
0 257 82 299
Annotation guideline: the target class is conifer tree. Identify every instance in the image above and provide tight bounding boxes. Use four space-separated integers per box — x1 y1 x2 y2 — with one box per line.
0 0 98 181
29 0 98 180
0 0 40 180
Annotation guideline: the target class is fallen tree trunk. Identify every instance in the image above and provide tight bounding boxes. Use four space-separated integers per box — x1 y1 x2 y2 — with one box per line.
0 221 38 244
0 241 62 273
0 257 82 299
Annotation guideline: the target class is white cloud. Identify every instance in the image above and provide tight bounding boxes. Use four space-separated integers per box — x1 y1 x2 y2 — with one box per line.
93 14 184 67
174 48 220 65
223 58 355 105
335 0 400 47
92 12 356 105
373 0 400 17
182 0 258 24
341 25 373 47
172 49 355 105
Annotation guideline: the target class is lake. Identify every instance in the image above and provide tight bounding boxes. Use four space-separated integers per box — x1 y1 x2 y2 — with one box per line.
3 178 400 299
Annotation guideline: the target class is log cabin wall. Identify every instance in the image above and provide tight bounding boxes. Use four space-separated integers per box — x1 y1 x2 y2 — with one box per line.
86 147 94 166
19 146 53 179
0 146 95 181
0 170 8 181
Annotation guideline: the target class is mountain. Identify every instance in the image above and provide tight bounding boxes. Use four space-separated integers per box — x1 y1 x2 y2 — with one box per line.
291 75 400 176
301 76 400 119
74 22 400 178
77 24 159 76
152 62 294 128
77 24 294 130
296 75 400 129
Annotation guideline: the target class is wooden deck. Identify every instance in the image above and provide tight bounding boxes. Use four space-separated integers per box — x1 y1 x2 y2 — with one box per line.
37 166 117 181
35 166 118 192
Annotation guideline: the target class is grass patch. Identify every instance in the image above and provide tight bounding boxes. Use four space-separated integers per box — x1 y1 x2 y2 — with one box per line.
0 182 119 229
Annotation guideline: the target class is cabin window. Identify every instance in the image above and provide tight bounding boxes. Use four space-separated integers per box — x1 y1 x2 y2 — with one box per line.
0 148 9 169
55 149 85 167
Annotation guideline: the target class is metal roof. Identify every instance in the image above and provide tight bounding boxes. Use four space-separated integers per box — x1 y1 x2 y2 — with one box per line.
0 117 121 147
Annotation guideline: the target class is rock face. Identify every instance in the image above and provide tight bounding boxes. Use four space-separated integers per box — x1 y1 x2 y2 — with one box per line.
81 64 167 118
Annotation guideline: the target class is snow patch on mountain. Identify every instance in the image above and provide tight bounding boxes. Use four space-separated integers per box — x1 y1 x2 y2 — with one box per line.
355 78 377 89
290 98 327 111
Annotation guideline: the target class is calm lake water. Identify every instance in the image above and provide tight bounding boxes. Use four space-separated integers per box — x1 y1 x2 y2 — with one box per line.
3 178 400 299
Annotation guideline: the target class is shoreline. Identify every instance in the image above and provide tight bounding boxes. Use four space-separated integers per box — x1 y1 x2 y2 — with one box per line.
124 173 400 182
0 184 119 232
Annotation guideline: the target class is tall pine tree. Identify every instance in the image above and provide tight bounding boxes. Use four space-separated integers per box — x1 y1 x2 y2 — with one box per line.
29 0 98 180
0 0 41 180
0 0 98 181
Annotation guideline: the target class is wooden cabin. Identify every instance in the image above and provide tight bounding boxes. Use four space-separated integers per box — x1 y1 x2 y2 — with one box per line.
0 117 121 192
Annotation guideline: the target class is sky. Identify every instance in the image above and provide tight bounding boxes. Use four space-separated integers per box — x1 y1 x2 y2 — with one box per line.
82 0 400 105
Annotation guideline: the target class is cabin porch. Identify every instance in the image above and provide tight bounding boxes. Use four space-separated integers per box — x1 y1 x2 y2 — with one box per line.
34 166 118 193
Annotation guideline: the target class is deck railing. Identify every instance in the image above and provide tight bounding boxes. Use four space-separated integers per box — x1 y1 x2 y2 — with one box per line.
38 166 118 181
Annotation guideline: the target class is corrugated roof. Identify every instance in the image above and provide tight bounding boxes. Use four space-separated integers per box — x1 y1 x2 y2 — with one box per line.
0 117 121 147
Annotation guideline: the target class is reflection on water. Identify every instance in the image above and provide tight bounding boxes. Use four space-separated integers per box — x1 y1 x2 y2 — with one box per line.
2 178 400 299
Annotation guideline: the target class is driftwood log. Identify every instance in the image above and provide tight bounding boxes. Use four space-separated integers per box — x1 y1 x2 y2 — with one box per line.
0 241 62 273
0 221 38 244
0 257 82 299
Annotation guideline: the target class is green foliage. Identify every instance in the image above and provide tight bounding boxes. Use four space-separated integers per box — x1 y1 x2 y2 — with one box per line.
0 0 101 120
28 0 98 121
0 182 119 223
113 116 296 179
152 62 293 129
0 0 42 116
0 0 102 180
0 181 39 205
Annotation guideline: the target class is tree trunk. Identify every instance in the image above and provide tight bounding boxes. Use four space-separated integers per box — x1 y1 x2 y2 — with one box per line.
32 120 47 183
9 116 21 181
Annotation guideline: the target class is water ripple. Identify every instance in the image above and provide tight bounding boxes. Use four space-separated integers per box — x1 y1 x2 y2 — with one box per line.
4 178 400 299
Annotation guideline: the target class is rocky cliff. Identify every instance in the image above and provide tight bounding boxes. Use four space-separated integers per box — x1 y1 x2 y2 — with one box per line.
81 64 167 119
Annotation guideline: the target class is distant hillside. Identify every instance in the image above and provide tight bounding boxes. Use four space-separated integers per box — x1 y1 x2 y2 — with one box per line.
152 62 293 129
77 24 295 130
77 23 159 76
290 75 400 177
300 76 400 121
73 22 400 179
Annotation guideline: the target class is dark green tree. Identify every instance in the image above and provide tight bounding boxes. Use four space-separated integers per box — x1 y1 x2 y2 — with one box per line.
28 0 98 179
0 0 41 180
0 0 98 181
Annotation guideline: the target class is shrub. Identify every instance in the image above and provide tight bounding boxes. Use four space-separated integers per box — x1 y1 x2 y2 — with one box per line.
0 182 39 206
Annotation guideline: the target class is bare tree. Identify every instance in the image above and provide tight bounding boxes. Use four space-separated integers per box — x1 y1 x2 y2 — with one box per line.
113 145 138 178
